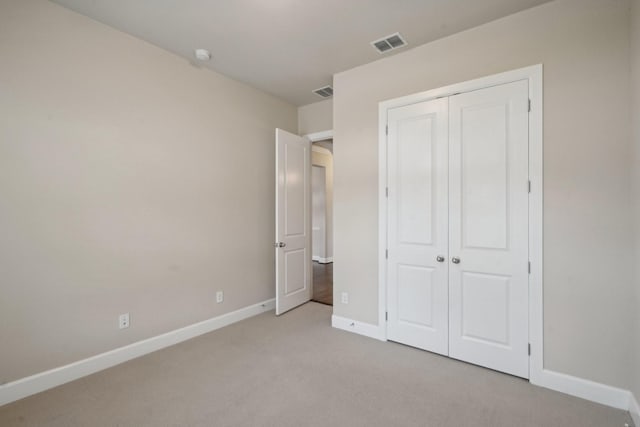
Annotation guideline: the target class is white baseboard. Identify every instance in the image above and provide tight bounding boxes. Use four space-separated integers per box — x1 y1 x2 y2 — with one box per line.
332 314 638 417
3 302 637 421
630 392 640 426
331 315 385 341
530 368 632 411
312 256 333 264
0 298 275 407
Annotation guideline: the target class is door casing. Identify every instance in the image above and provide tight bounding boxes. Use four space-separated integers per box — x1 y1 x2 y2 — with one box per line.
378 65 543 384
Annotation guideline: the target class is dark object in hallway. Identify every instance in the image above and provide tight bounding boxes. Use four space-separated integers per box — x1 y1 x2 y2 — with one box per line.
312 261 333 305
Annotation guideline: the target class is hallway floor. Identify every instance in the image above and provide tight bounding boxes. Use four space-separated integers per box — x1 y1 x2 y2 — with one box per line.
312 261 333 305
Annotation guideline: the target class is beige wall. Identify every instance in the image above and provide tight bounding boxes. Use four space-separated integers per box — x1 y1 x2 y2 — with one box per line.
0 0 297 383
631 0 640 404
298 99 333 135
312 149 334 261
333 0 635 390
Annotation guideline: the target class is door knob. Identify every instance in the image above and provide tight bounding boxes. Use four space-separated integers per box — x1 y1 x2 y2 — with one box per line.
436 255 445 263
451 257 460 264
273 242 286 248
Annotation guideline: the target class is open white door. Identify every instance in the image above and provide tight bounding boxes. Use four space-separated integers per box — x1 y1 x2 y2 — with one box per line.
275 128 312 315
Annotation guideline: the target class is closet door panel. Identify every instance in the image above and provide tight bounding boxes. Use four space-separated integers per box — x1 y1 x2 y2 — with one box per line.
448 80 530 378
386 98 449 355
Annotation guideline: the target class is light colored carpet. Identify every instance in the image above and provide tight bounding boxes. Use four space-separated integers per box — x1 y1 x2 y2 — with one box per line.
0 302 633 427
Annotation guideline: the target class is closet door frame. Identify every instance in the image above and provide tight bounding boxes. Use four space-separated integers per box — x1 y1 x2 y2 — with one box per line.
377 64 543 384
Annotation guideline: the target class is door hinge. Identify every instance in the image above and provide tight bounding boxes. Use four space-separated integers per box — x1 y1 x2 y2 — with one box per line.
385 311 388 321
385 249 388 259
385 125 388 135
528 180 531 193
528 99 532 112
386 187 389 198
528 261 531 274
528 343 531 356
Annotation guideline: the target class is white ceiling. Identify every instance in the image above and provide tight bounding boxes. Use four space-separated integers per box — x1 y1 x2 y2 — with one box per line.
51 0 551 106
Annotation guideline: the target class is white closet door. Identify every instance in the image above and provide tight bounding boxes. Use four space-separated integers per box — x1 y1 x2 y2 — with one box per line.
387 98 449 355
448 80 530 378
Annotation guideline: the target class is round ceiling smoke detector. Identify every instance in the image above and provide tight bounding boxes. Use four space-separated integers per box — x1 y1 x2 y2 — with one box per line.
194 49 211 61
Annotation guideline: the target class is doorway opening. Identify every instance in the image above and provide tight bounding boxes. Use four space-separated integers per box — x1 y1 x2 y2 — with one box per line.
311 141 333 305
274 129 333 315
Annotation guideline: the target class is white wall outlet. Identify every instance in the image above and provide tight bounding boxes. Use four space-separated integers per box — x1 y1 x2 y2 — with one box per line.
118 313 130 329
216 291 224 303
341 292 349 304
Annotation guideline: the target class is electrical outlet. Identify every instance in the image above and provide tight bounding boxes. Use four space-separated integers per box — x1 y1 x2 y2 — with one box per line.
341 292 349 304
119 313 130 329
216 291 224 303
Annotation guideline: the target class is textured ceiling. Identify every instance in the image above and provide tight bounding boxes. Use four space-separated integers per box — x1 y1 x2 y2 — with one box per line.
51 0 551 106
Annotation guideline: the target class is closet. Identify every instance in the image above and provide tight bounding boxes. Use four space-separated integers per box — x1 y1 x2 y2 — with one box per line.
385 79 530 378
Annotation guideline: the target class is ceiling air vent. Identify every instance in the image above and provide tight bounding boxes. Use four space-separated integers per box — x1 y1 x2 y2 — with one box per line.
313 85 334 98
371 32 408 54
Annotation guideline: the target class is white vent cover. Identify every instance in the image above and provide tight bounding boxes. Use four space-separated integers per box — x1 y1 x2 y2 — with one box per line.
371 32 408 54
313 85 334 98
